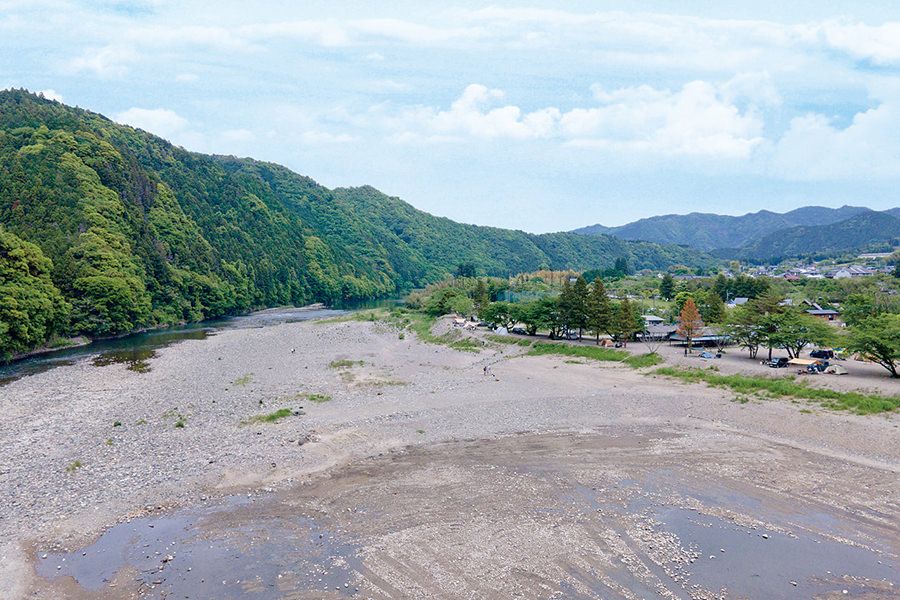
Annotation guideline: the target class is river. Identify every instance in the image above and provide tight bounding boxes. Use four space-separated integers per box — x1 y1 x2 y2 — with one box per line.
0 299 399 386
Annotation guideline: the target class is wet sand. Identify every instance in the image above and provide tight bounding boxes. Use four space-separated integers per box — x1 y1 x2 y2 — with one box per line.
3 317 900 599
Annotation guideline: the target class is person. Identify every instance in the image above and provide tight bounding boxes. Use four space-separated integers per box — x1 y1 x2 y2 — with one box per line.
483 366 487 376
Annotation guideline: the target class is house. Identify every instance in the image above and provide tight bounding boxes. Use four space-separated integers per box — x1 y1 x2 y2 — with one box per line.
642 314 665 327
803 301 841 322
825 266 875 279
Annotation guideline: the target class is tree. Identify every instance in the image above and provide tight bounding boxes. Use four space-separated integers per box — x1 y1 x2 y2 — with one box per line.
722 305 764 359
695 289 726 324
586 278 612 344
455 262 476 278
0 229 70 358
425 287 472 316
847 313 900 377
767 310 834 358
569 276 590 338
480 301 516 330
677 297 703 352
746 290 788 361
610 297 642 346
659 273 676 300
472 278 490 313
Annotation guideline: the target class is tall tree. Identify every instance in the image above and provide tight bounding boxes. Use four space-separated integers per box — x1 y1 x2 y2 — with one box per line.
722 306 764 359
0 229 70 358
659 273 676 300
611 297 642 347
848 314 900 378
570 276 590 339
677 297 703 353
586 278 612 344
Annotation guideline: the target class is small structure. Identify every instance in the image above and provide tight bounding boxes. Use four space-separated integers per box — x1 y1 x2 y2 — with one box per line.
668 327 730 348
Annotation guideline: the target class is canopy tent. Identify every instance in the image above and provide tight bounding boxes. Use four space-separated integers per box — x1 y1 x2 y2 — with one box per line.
824 364 848 375
788 358 821 366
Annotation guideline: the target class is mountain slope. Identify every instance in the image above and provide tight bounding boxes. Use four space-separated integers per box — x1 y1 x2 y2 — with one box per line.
0 89 716 356
573 206 872 251
717 210 900 262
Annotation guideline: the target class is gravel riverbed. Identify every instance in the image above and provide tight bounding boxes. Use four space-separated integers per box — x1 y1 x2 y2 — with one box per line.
3 317 900 599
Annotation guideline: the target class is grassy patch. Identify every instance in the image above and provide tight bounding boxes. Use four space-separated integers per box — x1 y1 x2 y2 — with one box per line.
233 373 254 386
654 366 900 415
486 334 533 347
243 408 296 425
329 359 364 369
623 353 663 369
316 309 390 324
304 393 332 403
449 338 483 353
406 312 443 345
527 342 628 362
65 460 82 473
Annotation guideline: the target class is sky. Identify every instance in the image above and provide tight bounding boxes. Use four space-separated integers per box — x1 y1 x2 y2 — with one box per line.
4 1 900 233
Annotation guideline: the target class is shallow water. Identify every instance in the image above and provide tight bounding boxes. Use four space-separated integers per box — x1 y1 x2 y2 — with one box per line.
35 495 363 598
0 305 365 386
32 433 900 599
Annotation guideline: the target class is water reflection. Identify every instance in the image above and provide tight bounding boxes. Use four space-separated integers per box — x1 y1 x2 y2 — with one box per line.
0 301 397 386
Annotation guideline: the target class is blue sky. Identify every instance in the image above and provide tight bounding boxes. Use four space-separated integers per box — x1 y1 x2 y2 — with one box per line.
3 1 900 232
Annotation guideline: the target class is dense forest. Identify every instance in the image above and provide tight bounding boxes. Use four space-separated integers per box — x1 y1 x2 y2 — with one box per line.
0 89 714 358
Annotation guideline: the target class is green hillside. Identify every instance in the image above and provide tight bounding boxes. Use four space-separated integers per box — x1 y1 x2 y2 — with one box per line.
0 89 715 357
574 206 872 251
718 210 900 262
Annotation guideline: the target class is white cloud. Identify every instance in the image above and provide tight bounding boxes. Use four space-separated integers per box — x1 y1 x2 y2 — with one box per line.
221 128 254 142
382 82 764 158
299 131 356 144
37 89 62 102
812 19 900 65
241 20 352 47
114 107 190 139
175 73 199 83
771 100 900 179
70 45 136 78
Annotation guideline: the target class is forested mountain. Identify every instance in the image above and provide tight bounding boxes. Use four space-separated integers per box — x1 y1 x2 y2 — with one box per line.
0 90 713 357
573 205 872 251
715 210 900 262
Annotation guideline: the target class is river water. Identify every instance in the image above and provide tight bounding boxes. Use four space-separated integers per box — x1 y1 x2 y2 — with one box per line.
0 299 397 386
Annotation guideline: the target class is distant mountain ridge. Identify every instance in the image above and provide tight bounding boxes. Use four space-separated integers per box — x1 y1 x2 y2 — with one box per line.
573 205 877 252
716 210 900 262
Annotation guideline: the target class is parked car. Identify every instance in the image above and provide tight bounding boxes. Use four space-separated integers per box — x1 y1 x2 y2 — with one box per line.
768 357 789 368
511 327 528 335
810 349 834 359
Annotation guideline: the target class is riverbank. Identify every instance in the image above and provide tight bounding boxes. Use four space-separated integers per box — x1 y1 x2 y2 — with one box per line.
3 316 900 598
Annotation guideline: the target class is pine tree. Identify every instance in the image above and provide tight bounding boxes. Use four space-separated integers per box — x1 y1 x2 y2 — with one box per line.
587 278 612 344
659 273 675 300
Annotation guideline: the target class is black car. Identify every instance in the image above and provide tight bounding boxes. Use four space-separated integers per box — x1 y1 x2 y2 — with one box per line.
768 357 789 368
810 349 834 359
